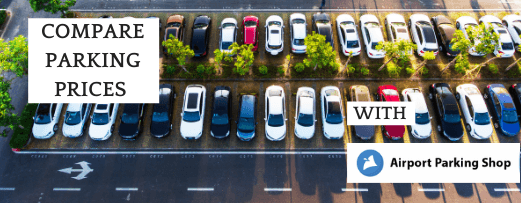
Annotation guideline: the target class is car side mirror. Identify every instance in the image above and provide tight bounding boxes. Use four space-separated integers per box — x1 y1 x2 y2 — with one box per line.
32 116 36 120
430 116 433 119
90 115 93 119
180 113 183 117
264 118 267 121
219 26 221 29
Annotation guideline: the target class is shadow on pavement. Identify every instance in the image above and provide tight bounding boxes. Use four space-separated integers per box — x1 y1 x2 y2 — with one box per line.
231 154 257 202
484 183 507 198
264 153 288 195
295 154 318 195
453 183 474 197
420 183 442 199
358 183 382 203
393 183 412 198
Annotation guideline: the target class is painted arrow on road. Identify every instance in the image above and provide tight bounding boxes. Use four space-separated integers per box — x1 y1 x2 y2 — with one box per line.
58 161 94 180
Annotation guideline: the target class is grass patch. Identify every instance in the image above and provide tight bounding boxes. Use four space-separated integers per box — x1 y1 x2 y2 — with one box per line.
9 104 38 149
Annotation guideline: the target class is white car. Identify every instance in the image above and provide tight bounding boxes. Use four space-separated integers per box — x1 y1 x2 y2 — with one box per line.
290 13 307 53
265 15 284 55
456 16 484 56
219 18 238 54
502 14 521 50
401 88 432 139
265 85 287 141
360 14 385 59
180 84 206 139
32 103 63 139
294 87 316 139
321 86 345 139
89 103 119 141
336 14 361 56
455 84 493 139
409 14 439 56
62 103 92 138
385 13 410 42
479 15 515 58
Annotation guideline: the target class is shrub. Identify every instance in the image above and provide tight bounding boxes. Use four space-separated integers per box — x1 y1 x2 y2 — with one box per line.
360 67 370 76
386 62 402 78
164 64 176 74
0 9 6 25
488 64 499 74
259 65 268 75
9 103 38 149
196 64 206 74
277 66 285 75
294 63 305 73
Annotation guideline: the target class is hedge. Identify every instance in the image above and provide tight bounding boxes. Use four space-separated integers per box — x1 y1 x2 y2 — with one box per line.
0 9 6 26
9 103 37 149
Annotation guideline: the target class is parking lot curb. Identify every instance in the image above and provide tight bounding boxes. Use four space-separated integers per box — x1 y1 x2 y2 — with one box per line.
160 77 521 82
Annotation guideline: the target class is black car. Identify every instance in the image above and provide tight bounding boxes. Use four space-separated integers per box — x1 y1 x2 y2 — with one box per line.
509 83 521 117
428 83 464 141
312 13 334 48
118 104 145 140
150 84 175 138
210 86 231 138
237 95 257 141
191 15 211 57
432 15 460 57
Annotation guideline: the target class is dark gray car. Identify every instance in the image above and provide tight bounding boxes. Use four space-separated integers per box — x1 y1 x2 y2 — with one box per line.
237 95 257 141
348 85 375 140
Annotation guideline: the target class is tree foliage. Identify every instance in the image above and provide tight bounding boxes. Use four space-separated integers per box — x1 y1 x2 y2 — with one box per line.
162 35 194 68
375 40 416 72
226 43 254 75
303 32 338 70
259 65 268 75
0 35 28 77
294 63 305 73
29 0 77 15
442 29 472 74
0 78 17 137
468 23 500 56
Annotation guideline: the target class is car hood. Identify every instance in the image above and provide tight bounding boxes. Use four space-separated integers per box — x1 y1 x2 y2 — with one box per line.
354 125 375 139
442 121 464 139
119 122 139 138
150 121 170 137
411 123 432 138
295 124 315 139
384 125 405 138
62 123 83 138
323 122 344 139
473 123 493 139
180 120 203 138
89 123 111 139
266 124 286 140
501 121 520 136
211 123 230 138
32 123 53 138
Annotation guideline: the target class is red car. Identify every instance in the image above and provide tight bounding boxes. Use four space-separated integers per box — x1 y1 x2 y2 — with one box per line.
242 16 259 51
376 85 405 140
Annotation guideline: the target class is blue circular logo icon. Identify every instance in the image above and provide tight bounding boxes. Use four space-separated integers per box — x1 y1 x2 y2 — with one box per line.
357 150 384 177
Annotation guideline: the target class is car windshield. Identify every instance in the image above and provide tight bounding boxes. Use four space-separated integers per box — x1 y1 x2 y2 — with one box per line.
212 113 229 125
34 104 51 124
91 113 109 125
316 20 329 24
293 39 305 46
340 21 354 26
503 110 518 123
297 113 314 127
502 42 514 50
474 112 490 125
382 89 399 95
222 23 235 28
152 111 169 123
371 42 380 50
221 42 233 50
423 47 438 52
268 114 284 127
238 118 255 132
346 40 360 48
244 20 256 27
292 19 305 24
64 111 82 125
443 113 460 123
365 22 379 28
392 22 406 27
416 112 430 124
268 21 281 27
326 102 343 124
183 111 200 122
167 22 181 27
194 23 208 29
121 112 139 124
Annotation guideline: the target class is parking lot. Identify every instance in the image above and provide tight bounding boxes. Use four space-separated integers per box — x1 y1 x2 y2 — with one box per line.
24 79 521 151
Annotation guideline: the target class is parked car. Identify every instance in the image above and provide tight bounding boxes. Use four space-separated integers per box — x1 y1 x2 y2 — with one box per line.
89 103 119 141
265 85 287 141
336 14 361 56
62 103 92 138
502 14 521 51
312 13 334 48
480 15 515 58
321 86 345 139
432 15 460 57
456 16 484 56
180 84 206 139
409 14 439 57
151 84 175 138
237 94 257 141
429 83 464 141
455 84 493 139
119 104 145 140
164 15 185 55
401 88 432 139
294 87 316 139
210 86 231 138
360 14 385 58
290 13 307 54
376 85 405 140
385 13 410 42
484 84 520 136
33 103 63 139
191 15 211 57
508 83 521 117
242 16 260 51
219 18 238 54
265 15 284 55
348 85 375 140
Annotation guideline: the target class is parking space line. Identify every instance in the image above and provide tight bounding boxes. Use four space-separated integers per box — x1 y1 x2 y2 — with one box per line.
418 188 444 192
494 188 520 192
264 188 292 192
342 188 368 192
53 188 81 191
115 188 138 191
0 188 15 191
489 132 500 143
187 187 214 191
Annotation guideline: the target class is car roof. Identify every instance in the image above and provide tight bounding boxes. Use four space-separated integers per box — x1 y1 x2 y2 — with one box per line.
67 103 82 111
409 92 429 113
435 15 452 25
123 104 139 113
314 13 330 21
94 103 110 113
351 85 371 101
293 24 307 39
268 96 283 114
194 16 210 24
222 27 235 42
368 27 384 41
299 97 314 114
240 95 255 118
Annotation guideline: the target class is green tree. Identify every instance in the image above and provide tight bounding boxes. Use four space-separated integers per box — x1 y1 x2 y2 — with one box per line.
441 29 471 74
259 65 268 75
345 64 355 77
0 35 28 77
29 0 76 15
463 23 501 78
227 43 254 75
294 63 305 73
375 40 416 71
410 51 436 76
303 32 338 71
162 35 194 73
0 77 17 137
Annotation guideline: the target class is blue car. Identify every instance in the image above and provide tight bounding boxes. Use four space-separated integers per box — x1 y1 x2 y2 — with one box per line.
237 95 257 141
484 84 520 136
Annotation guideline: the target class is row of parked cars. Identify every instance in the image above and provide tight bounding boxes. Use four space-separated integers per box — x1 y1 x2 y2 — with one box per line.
157 13 521 58
31 83 521 142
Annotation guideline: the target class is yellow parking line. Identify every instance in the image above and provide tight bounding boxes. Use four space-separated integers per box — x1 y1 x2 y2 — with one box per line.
403 128 411 143
375 126 384 143
489 131 500 143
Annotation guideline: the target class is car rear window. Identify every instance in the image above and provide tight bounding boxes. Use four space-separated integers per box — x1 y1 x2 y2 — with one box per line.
502 42 514 50
396 28 407 33
346 28 355 33
497 29 508 34
271 30 280 34
422 27 436 43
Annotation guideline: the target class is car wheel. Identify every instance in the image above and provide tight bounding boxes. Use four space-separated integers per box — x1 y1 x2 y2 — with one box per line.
439 45 443 52
456 22 460 29
53 124 58 132
483 93 488 99
428 93 433 100
437 125 441 132
408 19 411 28
110 125 115 133
455 93 460 100
494 122 499 129
466 124 471 132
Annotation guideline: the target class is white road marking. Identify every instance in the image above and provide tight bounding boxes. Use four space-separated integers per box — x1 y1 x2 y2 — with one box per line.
0 188 15 191
70 8 521 12
494 188 521 192
264 188 292 192
187 187 214 191
53 188 81 191
418 188 445 192
15 151 346 155
116 188 138 191
342 188 368 192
